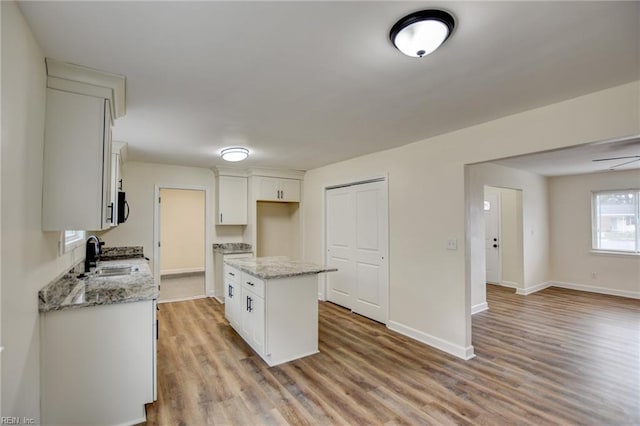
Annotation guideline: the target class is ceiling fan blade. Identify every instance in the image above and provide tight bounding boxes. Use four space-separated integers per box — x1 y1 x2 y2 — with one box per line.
609 158 640 169
593 155 640 162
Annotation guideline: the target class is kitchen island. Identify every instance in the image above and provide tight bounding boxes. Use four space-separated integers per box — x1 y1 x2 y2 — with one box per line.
224 256 337 366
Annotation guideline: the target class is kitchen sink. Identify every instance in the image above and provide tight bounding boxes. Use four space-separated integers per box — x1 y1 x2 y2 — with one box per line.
94 265 139 277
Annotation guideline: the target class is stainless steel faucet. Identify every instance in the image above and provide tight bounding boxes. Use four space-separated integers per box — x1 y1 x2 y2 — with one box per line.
84 235 104 272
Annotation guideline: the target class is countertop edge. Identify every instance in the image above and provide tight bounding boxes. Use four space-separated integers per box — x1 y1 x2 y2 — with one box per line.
39 257 157 313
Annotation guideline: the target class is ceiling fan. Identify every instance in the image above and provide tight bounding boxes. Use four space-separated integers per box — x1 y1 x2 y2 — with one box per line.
592 155 640 170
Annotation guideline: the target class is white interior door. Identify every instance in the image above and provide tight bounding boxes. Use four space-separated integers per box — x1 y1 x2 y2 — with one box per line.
326 187 355 309
484 190 501 284
326 180 388 324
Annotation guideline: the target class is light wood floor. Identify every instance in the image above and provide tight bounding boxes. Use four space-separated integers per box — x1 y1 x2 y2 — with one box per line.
145 285 640 425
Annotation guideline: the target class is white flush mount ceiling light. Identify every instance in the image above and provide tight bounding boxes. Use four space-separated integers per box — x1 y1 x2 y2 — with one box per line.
221 147 249 162
390 10 455 58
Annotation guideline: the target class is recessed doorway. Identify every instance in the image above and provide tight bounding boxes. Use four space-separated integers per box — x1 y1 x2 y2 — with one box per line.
157 188 206 302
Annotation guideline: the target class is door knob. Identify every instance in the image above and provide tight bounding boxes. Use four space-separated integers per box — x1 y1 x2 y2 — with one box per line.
493 238 498 242
493 244 499 248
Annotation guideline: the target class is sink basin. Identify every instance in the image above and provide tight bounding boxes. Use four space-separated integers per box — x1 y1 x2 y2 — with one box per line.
94 265 139 277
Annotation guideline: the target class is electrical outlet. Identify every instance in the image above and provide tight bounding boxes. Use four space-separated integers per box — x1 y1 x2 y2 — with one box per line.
447 238 457 250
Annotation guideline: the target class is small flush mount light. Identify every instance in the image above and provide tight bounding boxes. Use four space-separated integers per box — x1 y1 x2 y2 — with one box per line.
390 9 455 58
221 147 249 162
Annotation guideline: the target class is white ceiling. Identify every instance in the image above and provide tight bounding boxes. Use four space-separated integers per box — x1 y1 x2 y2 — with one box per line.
492 137 640 176
18 1 640 172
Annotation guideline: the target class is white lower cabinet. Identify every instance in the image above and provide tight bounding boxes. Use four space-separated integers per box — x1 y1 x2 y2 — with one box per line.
240 284 265 354
41 300 156 426
224 265 242 330
223 266 318 366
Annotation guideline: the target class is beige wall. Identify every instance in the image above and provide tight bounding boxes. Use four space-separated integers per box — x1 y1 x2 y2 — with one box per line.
549 169 640 297
1 2 86 419
102 161 245 295
159 189 205 274
256 202 300 258
303 81 640 358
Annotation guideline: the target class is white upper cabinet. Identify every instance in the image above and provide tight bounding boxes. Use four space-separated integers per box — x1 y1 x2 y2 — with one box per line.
41 58 126 231
42 89 114 231
216 175 248 225
256 177 300 202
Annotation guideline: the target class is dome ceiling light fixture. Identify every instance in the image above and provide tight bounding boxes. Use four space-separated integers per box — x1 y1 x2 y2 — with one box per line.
389 9 456 58
221 147 249 162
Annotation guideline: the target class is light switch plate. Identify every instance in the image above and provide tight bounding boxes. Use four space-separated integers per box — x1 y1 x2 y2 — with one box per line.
447 238 457 250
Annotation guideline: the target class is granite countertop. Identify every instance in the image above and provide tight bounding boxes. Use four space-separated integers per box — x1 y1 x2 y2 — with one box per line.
39 257 157 313
213 242 253 255
224 256 337 280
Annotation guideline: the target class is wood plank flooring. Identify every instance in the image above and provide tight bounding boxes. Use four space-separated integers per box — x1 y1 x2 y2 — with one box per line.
144 285 640 425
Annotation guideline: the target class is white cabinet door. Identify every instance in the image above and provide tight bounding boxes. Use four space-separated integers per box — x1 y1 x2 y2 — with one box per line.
110 151 121 226
41 301 154 426
42 88 113 231
223 265 242 329
279 178 301 202
257 177 280 201
216 175 247 225
240 286 265 354
224 280 241 330
256 177 300 202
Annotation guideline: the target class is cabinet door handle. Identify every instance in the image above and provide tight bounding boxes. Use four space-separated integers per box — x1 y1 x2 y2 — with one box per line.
220 213 223 223
246 296 252 312
228 284 233 298
107 202 114 223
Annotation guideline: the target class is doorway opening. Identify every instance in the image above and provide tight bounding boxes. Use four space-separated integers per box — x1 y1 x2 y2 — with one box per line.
484 186 523 290
157 188 206 302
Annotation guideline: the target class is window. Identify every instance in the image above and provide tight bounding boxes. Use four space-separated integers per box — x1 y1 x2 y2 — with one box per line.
62 230 85 253
592 190 639 253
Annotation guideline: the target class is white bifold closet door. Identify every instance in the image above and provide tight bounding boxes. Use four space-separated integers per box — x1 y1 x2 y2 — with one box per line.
326 179 388 324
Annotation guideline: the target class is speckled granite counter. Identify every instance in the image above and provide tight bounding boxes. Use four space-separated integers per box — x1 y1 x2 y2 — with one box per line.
224 256 337 280
213 242 253 255
98 245 145 261
39 257 157 312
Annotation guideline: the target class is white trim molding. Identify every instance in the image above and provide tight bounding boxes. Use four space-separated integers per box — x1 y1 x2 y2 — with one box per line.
160 267 205 276
499 280 520 289
46 58 126 119
550 281 640 299
471 302 489 314
387 321 475 360
516 281 552 295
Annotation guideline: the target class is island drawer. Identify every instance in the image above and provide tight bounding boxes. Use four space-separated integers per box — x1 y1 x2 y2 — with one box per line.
242 273 265 298
224 265 241 284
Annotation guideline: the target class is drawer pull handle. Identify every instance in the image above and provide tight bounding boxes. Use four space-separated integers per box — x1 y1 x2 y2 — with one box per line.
246 281 254 286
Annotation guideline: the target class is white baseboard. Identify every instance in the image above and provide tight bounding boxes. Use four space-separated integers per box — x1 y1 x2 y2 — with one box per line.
157 294 208 304
499 280 520 289
160 267 204 276
213 295 224 304
550 281 640 299
471 302 488 314
516 281 552 295
387 320 475 360
317 293 326 301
